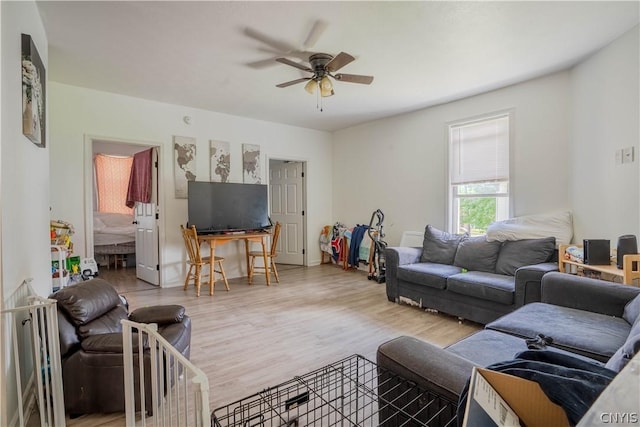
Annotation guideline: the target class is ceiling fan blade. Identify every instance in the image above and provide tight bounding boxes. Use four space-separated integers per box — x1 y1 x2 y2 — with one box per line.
325 52 355 72
246 57 281 69
303 20 328 49
276 57 312 72
334 73 374 84
276 78 311 88
244 27 297 53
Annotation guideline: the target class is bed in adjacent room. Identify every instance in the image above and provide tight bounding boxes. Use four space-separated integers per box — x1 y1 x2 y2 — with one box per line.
93 212 136 268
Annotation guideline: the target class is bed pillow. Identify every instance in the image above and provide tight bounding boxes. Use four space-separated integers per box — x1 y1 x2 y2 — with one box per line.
93 215 107 233
486 211 573 247
495 237 556 276
420 225 467 265
95 212 134 228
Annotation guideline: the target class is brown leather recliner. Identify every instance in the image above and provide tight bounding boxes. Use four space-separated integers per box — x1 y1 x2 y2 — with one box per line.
51 278 192 416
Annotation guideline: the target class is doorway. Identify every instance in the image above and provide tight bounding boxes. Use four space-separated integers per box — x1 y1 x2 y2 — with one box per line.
85 137 161 286
269 159 306 265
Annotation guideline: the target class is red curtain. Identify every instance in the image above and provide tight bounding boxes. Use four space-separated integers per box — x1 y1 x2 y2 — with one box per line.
126 148 153 208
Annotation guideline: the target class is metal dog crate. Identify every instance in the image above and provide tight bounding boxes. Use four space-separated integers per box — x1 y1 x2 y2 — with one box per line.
212 354 458 427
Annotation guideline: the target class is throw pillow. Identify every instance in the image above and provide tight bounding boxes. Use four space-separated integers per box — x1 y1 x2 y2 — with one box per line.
623 294 640 325
495 237 556 276
420 225 466 265
453 235 502 273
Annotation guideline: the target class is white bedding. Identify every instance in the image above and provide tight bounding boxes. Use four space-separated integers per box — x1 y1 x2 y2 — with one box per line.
94 212 135 246
486 211 573 246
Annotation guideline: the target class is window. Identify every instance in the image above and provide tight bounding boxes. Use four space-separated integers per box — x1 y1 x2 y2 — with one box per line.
448 113 510 235
94 154 134 214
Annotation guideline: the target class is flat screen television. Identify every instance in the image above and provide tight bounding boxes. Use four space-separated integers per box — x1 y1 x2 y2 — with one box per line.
188 181 271 234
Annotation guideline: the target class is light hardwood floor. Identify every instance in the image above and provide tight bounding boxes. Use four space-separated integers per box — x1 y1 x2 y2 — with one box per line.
64 264 481 426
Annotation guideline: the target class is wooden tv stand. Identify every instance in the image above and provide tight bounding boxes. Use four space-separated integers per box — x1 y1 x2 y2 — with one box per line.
558 244 640 286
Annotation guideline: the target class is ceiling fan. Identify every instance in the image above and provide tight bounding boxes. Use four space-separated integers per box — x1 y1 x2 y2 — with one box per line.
275 52 374 98
244 20 328 69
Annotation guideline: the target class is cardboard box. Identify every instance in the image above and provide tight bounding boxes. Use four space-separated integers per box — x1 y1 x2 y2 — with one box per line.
462 367 569 427
66 255 81 273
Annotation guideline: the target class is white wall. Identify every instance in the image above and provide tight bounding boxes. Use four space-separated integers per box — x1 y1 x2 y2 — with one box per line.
1 1 50 424
333 72 572 246
1 1 50 298
48 83 333 286
570 25 639 243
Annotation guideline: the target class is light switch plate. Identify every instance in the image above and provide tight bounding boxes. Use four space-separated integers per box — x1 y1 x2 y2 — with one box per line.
623 147 634 163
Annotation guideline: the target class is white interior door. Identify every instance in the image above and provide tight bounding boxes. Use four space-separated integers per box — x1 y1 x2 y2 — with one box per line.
269 160 305 265
134 202 159 284
135 148 159 285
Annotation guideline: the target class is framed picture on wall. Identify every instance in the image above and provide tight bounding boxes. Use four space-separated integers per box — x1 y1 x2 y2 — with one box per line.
173 136 196 198
242 143 261 184
22 33 46 147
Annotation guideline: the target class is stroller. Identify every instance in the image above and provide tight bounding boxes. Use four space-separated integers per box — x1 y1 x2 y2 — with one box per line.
367 209 387 283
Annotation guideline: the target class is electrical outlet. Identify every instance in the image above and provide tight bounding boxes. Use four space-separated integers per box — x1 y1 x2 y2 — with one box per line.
623 147 635 163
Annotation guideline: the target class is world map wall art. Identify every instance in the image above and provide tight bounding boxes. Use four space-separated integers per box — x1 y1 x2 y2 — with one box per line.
210 140 231 182
22 34 46 147
173 136 196 198
242 143 261 184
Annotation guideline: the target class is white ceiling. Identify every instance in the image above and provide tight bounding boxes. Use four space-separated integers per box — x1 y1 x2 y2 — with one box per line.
37 1 639 132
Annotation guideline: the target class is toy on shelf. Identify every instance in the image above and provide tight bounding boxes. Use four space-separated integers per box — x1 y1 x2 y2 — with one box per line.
50 219 75 253
51 219 75 290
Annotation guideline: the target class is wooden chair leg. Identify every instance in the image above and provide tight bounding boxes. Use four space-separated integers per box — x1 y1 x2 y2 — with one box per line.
249 256 255 284
194 265 201 297
271 259 280 283
218 261 230 291
209 268 215 296
184 264 194 291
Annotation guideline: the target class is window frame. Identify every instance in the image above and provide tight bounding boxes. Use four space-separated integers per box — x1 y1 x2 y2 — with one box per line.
446 110 514 234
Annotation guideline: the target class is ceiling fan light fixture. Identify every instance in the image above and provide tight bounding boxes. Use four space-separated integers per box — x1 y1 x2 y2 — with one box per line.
320 76 333 97
304 79 317 94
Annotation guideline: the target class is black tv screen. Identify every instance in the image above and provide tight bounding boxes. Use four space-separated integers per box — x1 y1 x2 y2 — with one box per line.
188 181 271 233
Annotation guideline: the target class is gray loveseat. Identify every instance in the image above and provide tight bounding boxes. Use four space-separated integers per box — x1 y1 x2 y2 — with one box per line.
377 272 640 426
385 225 558 324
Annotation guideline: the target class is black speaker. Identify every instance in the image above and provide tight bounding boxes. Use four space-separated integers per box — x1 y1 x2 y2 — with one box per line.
583 239 610 265
617 235 638 269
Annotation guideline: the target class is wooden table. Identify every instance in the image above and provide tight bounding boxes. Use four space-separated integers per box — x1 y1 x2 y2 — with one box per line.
198 231 272 285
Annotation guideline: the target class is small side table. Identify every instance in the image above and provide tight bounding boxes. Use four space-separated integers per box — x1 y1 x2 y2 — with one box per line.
558 244 640 286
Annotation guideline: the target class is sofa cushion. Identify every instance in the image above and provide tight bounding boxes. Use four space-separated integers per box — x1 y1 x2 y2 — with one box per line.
495 237 556 276
446 272 515 305
453 236 502 273
397 263 463 290
623 294 640 325
420 225 466 264
605 331 640 372
129 305 186 325
77 305 128 340
446 329 604 368
486 302 631 362
52 279 121 325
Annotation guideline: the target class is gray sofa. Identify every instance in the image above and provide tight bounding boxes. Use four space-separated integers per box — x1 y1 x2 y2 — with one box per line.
377 272 640 426
385 225 558 324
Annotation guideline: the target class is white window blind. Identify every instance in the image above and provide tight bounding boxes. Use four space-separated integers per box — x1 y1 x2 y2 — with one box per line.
450 115 509 185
